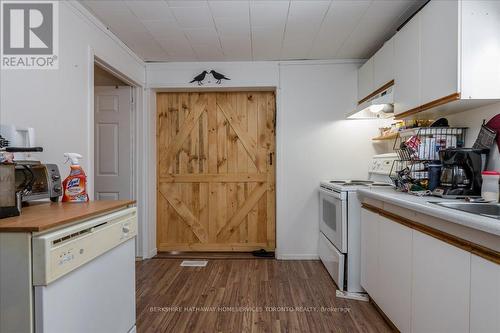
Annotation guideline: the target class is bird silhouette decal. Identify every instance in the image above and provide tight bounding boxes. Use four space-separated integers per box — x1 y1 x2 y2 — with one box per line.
190 70 208 85
210 70 230 84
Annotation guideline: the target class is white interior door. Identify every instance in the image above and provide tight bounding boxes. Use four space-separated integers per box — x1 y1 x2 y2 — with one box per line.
94 86 132 201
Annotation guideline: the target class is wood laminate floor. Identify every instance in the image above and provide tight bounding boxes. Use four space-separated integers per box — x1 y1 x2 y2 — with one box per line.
136 259 393 333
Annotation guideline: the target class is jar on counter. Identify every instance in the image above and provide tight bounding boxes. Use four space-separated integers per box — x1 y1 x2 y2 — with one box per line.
481 171 500 202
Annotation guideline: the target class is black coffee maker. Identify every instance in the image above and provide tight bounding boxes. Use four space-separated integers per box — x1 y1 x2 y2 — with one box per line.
432 148 489 198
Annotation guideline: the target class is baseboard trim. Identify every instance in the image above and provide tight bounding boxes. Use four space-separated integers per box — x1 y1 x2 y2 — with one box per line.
145 248 157 259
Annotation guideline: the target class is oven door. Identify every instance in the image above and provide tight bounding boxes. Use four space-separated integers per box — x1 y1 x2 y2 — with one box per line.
319 187 347 253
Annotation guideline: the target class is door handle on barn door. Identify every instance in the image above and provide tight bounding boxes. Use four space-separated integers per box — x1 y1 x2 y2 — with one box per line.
269 152 273 165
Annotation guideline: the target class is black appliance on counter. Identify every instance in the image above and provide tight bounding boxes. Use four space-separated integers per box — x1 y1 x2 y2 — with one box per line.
432 148 489 198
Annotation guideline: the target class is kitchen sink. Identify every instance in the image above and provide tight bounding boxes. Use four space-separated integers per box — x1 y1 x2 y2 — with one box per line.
431 202 500 219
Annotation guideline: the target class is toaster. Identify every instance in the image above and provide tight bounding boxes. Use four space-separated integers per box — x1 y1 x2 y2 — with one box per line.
0 164 21 218
15 162 62 202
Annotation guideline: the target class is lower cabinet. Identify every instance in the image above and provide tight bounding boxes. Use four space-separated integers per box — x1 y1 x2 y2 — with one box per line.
411 231 470 333
470 254 500 333
378 218 412 333
360 209 379 299
360 207 499 333
360 208 412 332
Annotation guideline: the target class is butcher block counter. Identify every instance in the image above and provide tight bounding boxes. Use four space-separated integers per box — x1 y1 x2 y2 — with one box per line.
0 200 136 232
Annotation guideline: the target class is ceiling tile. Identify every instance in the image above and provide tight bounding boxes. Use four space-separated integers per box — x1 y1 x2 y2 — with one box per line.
335 18 391 59
309 0 371 58
221 38 252 61
171 6 214 29
80 0 421 62
141 19 178 32
124 1 174 20
184 28 220 45
107 17 150 34
215 17 250 37
81 1 131 18
250 0 289 27
281 0 330 60
252 26 284 60
191 43 225 61
157 37 193 53
167 1 208 8
286 0 330 26
209 0 249 18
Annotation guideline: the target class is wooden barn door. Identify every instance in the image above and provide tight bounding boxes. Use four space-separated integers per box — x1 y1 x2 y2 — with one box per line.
156 91 276 252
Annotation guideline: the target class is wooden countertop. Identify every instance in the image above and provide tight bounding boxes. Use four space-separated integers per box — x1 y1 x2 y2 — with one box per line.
0 200 136 232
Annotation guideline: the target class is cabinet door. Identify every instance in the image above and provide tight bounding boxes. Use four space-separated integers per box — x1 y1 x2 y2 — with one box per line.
420 0 459 105
360 208 379 300
373 37 394 89
357 58 374 102
377 217 412 333
394 13 420 115
412 231 470 333
470 254 500 333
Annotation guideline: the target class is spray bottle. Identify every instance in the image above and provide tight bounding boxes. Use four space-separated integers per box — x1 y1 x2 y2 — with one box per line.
62 153 89 203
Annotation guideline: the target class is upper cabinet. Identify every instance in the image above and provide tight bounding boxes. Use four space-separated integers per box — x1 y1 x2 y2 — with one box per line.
419 0 459 106
357 58 374 102
394 14 421 115
393 0 500 118
358 0 500 118
373 37 394 90
357 37 394 103
395 0 460 116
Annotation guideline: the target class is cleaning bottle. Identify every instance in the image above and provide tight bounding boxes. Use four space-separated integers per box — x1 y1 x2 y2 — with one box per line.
62 153 89 203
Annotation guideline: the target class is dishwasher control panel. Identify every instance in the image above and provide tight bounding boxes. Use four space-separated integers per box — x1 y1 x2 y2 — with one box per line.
32 207 137 285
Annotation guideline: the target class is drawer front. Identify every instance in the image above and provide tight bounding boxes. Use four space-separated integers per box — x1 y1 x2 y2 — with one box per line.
318 232 345 291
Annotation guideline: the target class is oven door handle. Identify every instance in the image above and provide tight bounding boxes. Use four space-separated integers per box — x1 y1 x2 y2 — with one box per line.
319 187 344 200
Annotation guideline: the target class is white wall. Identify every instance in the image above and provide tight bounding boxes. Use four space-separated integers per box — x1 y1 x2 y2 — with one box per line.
147 61 278 89
145 60 388 259
447 102 500 170
0 1 145 173
0 1 147 255
277 62 388 258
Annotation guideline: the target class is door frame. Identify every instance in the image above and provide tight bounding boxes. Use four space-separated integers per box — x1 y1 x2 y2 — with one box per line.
147 87 279 257
88 50 146 256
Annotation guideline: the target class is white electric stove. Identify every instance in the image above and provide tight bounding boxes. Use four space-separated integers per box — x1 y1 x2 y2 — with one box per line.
318 153 397 301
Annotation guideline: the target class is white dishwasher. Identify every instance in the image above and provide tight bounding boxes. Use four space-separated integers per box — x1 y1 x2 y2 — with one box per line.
32 207 137 333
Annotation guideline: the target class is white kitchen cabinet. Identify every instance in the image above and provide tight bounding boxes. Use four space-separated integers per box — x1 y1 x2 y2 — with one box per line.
357 58 374 102
360 208 379 300
394 12 420 115
377 217 412 333
461 0 500 99
373 37 394 90
360 209 412 333
470 254 500 333
412 231 470 333
392 0 500 117
420 0 459 105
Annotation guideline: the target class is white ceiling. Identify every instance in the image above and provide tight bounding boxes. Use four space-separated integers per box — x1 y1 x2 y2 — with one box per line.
80 0 424 62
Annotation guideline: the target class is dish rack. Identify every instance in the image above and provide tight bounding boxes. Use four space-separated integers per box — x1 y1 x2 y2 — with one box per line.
390 127 467 192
